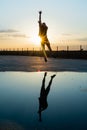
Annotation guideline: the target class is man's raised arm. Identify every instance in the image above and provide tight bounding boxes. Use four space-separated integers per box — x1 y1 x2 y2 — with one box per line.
38 11 42 24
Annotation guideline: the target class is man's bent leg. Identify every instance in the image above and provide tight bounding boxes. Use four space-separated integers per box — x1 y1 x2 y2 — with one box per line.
46 42 52 52
42 36 52 52
41 42 47 62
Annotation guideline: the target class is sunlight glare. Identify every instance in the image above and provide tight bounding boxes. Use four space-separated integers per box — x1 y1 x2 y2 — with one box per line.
30 35 41 45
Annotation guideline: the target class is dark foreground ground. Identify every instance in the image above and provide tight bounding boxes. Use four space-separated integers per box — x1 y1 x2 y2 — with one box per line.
0 56 87 72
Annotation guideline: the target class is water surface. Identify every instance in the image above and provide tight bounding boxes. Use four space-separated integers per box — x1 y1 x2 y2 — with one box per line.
0 72 87 130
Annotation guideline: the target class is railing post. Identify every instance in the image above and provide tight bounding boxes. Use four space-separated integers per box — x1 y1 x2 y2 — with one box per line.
80 45 83 51
57 46 58 51
67 46 69 51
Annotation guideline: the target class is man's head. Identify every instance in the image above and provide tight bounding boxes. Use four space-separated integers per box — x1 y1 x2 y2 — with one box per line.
42 22 46 26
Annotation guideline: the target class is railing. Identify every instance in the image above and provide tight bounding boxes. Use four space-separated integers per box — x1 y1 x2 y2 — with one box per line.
0 46 87 59
0 44 87 51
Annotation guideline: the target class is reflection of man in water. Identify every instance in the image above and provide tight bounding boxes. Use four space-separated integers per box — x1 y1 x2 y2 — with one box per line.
38 11 52 62
38 72 56 122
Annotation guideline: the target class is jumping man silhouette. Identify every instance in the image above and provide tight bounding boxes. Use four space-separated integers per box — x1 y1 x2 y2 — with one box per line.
38 11 52 62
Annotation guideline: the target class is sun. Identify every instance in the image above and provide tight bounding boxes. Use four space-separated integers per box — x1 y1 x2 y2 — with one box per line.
30 35 41 45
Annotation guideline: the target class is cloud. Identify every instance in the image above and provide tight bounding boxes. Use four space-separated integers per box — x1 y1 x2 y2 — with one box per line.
0 29 29 39
0 29 19 33
77 37 87 42
7 34 28 38
62 33 72 36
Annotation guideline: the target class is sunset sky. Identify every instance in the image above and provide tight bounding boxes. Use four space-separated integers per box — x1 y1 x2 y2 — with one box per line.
0 0 87 49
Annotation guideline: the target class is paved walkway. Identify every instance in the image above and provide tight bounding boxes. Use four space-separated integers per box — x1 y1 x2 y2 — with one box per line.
0 56 87 72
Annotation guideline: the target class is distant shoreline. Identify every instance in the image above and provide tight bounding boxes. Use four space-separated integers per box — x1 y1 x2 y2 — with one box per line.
0 50 87 60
